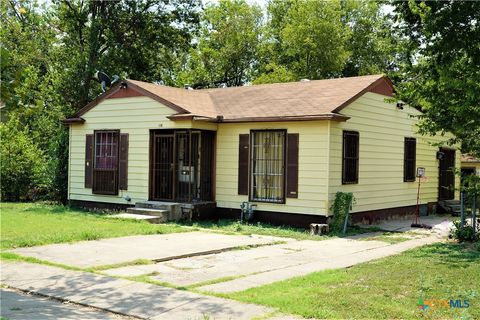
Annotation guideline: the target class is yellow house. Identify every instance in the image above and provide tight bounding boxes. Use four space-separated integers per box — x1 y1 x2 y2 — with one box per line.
63 75 460 226
461 154 480 177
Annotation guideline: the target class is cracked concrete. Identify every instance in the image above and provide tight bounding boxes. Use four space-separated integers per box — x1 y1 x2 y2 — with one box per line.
1 262 273 320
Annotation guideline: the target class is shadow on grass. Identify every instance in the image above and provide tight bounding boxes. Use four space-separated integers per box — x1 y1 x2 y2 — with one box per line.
409 242 480 266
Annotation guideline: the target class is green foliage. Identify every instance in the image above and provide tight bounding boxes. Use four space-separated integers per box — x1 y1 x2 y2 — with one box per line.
450 221 478 243
251 63 297 85
342 0 400 76
0 116 49 201
254 0 398 83
177 0 263 87
330 192 356 232
392 1 480 155
1 0 201 202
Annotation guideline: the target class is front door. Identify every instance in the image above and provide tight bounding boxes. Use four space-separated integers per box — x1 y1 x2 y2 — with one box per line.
151 133 175 200
149 129 215 202
438 148 455 200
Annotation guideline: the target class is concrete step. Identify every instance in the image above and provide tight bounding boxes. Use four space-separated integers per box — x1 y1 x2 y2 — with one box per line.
126 208 169 221
447 204 461 211
136 201 180 210
135 201 182 221
440 200 460 206
108 213 162 224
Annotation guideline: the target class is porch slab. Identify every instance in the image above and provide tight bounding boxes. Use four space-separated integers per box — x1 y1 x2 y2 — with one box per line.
8 231 289 268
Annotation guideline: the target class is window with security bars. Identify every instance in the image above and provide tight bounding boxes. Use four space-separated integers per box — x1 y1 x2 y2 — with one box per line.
250 130 286 203
404 137 416 182
93 130 119 194
342 131 359 184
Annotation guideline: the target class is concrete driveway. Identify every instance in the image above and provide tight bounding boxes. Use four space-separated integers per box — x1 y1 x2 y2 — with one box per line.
8 231 287 268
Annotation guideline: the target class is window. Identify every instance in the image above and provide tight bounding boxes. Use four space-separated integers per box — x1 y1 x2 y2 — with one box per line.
250 130 286 203
404 137 416 182
93 130 119 194
342 131 359 184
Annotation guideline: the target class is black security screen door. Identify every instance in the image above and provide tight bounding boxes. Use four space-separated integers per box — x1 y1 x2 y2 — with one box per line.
150 130 215 202
151 133 174 200
438 148 455 200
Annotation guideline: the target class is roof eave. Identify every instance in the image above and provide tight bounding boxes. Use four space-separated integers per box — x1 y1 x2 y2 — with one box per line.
219 114 350 123
61 117 85 125
167 114 218 122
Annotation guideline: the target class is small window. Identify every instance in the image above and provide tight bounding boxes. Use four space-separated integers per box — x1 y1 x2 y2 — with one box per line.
342 131 359 184
93 130 119 195
404 137 416 182
250 130 286 203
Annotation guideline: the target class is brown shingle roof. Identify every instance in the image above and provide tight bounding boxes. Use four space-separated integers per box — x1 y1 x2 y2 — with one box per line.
71 74 393 123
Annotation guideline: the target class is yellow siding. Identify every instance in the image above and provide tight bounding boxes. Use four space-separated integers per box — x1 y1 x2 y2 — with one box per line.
215 122 329 215
328 92 460 214
69 91 460 217
68 96 217 204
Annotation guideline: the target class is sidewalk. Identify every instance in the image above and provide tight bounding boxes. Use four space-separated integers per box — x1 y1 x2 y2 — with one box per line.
197 234 441 293
0 261 273 320
1 288 121 320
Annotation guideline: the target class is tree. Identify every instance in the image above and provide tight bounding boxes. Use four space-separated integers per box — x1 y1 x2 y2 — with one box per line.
341 0 399 76
0 116 49 201
392 1 480 155
177 0 263 88
276 0 350 79
1 0 201 202
252 63 296 85
52 0 201 108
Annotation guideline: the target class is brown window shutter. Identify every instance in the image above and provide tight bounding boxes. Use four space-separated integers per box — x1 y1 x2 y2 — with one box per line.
238 134 249 195
119 133 129 190
286 133 299 198
84 134 93 188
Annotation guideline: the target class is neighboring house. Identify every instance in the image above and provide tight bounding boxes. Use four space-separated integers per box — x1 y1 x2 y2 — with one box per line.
461 154 480 177
63 74 460 226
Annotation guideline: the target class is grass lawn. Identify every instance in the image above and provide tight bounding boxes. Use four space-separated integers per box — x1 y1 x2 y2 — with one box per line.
223 243 480 319
0 202 188 250
1 202 378 250
171 219 381 241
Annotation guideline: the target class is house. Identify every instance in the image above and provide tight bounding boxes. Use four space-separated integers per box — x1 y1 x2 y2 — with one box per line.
63 74 460 227
461 154 480 177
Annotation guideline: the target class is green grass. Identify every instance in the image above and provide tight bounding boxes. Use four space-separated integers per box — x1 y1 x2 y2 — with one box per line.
359 232 414 244
171 219 381 241
223 243 480 319
0 252 84 271
0 202 189 249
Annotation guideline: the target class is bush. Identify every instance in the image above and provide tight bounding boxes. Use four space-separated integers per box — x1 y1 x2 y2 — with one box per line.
0 116 49 201
330 192 356 232
450 221 478 243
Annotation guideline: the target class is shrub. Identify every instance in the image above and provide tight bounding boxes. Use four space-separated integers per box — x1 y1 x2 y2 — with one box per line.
0 116 49 201
330 192 356 232
450 221 478 243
